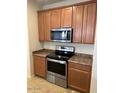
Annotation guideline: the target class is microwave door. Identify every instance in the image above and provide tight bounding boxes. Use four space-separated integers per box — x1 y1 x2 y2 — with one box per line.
62 31 67 41
65 31 67 40
62 31 65 40
51 28 72 42
51 31 62 41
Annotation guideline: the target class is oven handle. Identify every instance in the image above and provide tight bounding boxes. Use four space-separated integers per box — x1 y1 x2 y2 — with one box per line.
47 58 66 64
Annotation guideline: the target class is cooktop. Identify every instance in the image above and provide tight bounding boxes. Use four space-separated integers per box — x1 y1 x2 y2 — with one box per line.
47 45 75 61
47 52 73 61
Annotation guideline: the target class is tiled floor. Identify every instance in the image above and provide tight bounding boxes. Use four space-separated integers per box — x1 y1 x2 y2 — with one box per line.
27 76 80 93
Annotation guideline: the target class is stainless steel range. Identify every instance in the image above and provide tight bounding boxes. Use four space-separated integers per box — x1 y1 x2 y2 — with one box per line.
46 45 75 88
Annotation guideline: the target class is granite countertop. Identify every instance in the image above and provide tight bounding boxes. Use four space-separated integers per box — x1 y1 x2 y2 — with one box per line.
68 53 93 66
33 49 54 57
33 49 93 66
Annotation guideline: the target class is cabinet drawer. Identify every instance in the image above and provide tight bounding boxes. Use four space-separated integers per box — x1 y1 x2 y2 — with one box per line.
68 62 91 72
34 55 45 61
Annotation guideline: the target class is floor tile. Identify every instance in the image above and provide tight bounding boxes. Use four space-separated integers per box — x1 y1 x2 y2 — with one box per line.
27 76 80 93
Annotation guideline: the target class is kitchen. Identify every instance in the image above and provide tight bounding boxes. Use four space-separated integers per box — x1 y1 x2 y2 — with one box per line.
27 0 97 93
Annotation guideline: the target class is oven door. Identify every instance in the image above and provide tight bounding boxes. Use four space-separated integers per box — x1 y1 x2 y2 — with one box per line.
47 58 67 78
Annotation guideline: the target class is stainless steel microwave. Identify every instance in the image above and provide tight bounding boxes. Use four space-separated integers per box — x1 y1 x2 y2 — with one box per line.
51 28 72 42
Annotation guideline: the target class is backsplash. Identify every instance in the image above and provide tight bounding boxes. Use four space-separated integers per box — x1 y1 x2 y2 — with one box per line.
42 42 94 55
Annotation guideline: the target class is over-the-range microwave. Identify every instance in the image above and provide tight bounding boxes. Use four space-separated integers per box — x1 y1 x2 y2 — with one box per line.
50 28 73 43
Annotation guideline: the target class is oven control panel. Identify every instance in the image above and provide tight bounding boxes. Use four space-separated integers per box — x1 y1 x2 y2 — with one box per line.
56 45 75 52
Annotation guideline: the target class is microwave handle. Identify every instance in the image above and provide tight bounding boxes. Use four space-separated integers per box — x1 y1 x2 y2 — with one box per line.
65 30 67 38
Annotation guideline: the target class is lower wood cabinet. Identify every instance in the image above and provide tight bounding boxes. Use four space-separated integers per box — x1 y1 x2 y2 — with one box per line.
33 54 92 93
33 55 46 78
68 62 91 93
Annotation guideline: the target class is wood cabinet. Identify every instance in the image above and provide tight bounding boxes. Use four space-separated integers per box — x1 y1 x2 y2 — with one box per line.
82 3 96 44
38 12 45 41
51 9 61 29
61 7 72 27
68 62 91 93
51 7 72 28
73 3 96 44
38 2 96 44
38 11 51 41
38 7 72 40
73 5 84 43
44 11 51 41
33 55 46 78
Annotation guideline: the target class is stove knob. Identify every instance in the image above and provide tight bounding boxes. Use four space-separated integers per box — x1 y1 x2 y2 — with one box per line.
58 55 61 58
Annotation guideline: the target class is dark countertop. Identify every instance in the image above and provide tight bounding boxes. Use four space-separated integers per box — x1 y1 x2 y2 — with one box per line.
68 53 93 66
33 49 93 66
33 49 54 57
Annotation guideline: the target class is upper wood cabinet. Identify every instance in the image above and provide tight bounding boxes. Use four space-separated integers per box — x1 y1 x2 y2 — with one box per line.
73 3 96 44
38 11 51 41
61 7 72 27
51 7 72 28
82 3 96 44
44 11 51 41
73 5 84 43
51 9 61 29
38 12 45 41
38 2 96 44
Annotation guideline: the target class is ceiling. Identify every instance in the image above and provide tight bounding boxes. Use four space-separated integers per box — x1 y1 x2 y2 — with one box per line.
36 0 66 5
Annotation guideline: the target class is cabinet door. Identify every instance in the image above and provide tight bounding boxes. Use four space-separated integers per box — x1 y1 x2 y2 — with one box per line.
44 11 51 41
34 56 46 78
38 12 45 41
61 7 72 27
51 9 61 29
73 5 84 43
82 3 96 44
68 68 91 93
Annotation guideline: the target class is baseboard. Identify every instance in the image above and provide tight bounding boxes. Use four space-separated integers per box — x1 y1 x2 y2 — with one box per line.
27 74 35 78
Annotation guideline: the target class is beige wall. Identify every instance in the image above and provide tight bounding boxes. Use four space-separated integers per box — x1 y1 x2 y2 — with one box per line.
27 35 31 78
27 0 43 78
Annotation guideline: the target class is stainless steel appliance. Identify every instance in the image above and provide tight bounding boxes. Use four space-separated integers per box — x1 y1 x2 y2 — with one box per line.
46 45 75 88
50 28 73 42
